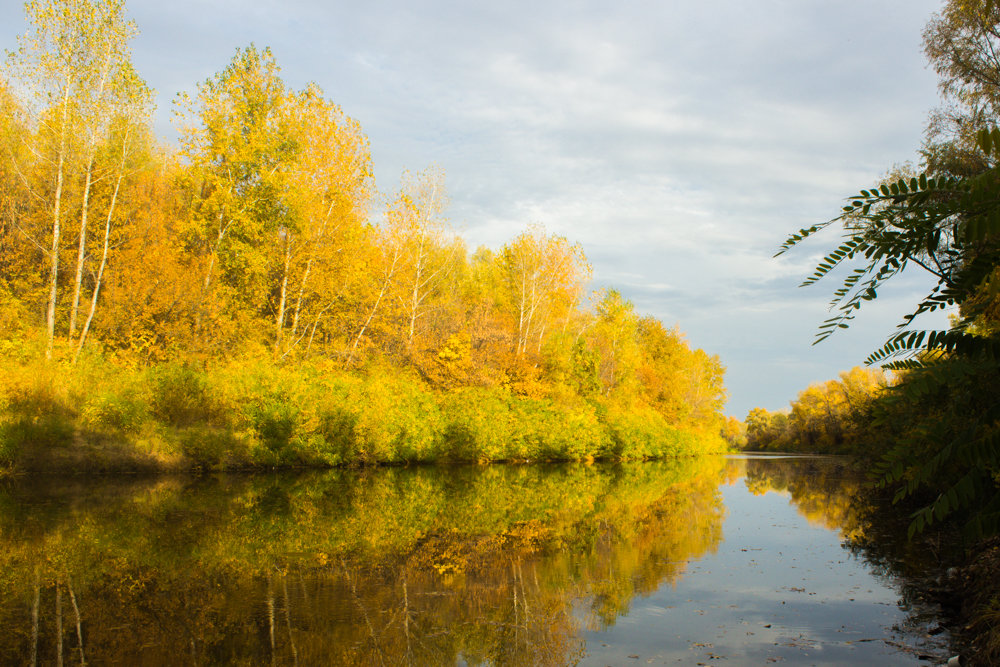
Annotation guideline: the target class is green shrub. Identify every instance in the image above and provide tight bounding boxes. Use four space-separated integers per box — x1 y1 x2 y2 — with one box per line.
439 387 513 461
307 408 355 466
600 402 693 460
439 421 478 461
0 386 76 452
151 363 218 427
350 368 442 464
81 390 149 433
505 396 605 461
249 398 299 455
178 427 247 469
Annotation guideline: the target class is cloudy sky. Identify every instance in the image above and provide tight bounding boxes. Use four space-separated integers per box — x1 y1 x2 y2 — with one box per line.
2 0 950 415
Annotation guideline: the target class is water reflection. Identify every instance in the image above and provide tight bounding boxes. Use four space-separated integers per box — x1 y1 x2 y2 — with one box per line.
0 456 950 665
741 454 868 539
0 458 728 665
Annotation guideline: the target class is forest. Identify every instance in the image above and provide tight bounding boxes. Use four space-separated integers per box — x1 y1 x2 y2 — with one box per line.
0 0 733 471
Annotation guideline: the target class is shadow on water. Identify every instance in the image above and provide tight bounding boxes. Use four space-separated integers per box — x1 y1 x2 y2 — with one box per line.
0 456 957 665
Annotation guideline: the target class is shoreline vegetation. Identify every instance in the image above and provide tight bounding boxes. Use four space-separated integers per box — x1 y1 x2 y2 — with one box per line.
0 344 731 475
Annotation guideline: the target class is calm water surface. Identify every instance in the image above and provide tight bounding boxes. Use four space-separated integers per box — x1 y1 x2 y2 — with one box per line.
0 455 950 665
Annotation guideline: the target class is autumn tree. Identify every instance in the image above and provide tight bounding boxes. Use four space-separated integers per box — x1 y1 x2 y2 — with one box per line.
176 45 298 350
63 1 145 347
589 289 640 397
389 166 460 354
636 318 696 422
0 81 33 336
346 218 404 365
89 151 202 360
499 226 590 357
424 245 511 386
3 0 149 358
71 67 153 361
274 84 372 357
744 408 776 450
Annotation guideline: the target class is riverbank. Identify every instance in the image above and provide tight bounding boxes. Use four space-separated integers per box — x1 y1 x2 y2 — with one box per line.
0 355 730 474
947 538 1000 665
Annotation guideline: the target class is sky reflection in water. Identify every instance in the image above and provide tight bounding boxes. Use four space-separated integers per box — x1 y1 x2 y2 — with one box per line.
580 455 947 665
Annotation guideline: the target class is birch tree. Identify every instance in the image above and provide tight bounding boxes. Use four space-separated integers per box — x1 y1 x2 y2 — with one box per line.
65 0 140 343
73 64 153 361
3 0 145 358
389 167 459 352
499 226 590 356
275 84 372 356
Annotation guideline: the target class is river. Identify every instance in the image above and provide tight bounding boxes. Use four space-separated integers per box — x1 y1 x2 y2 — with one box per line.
0 454 952 665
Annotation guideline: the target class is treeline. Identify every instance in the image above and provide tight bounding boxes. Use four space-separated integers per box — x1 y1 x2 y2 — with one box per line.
0 1 730 469
743 367 887 454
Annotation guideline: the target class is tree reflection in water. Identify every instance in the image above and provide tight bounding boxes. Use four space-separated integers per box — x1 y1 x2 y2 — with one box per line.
740 454 958 659
742 455 868 540
0 458 728 665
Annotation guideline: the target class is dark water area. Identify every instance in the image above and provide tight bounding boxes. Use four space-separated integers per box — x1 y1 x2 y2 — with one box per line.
0 455 953 665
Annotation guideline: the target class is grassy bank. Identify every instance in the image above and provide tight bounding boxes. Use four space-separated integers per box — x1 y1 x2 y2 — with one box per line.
0 353 728 473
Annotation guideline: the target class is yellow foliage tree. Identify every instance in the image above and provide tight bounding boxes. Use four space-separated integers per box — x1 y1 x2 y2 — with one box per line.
499 226 590 357
4 0 149 358
176 45 298 350
275 84 373 358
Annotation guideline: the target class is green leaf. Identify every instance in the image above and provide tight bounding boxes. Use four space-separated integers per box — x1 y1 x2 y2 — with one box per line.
979 127 993 155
